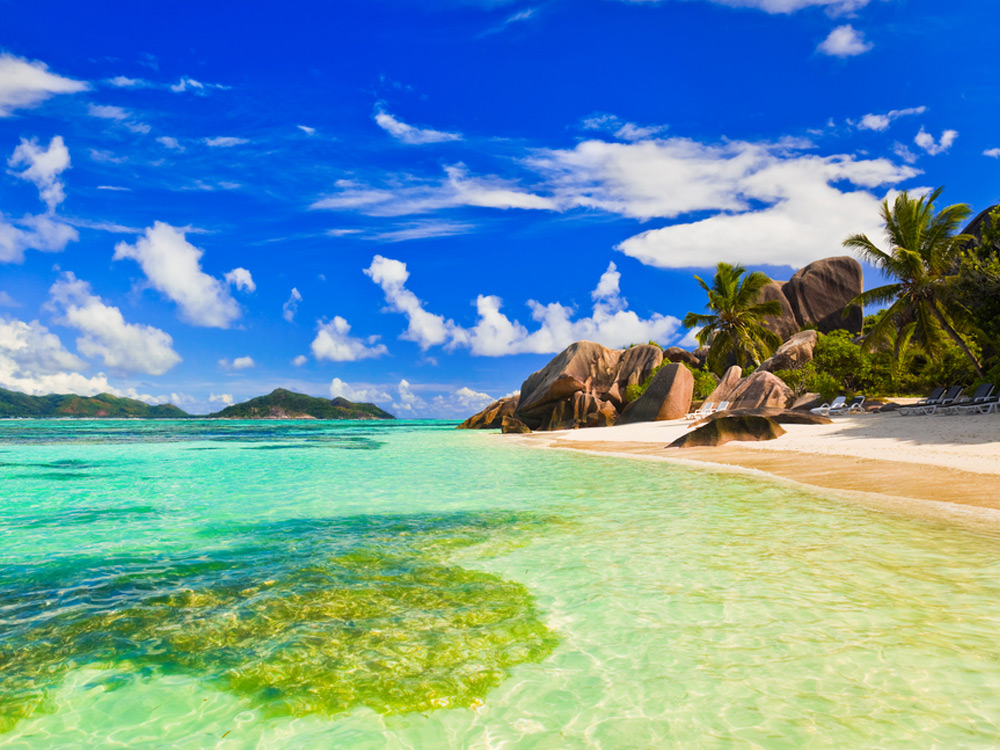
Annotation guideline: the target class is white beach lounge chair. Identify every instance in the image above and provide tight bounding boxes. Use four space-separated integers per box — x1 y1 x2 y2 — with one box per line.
947 384 994 415
685 402 715 420
715 401 730 414
829 395 865 415
899 387 946 416
810 396 846 416
920 385 964 415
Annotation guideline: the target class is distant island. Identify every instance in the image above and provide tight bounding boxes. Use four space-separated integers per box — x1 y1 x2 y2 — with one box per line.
0 387 395 420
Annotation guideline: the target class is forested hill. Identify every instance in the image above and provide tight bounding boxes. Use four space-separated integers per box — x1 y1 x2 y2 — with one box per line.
0 388 189 418
208 389 395 420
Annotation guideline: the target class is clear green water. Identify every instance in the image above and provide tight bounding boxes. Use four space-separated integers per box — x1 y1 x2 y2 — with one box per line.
2 420 1000 748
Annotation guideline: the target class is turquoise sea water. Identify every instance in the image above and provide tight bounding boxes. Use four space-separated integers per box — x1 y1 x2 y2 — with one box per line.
2 420 1000 748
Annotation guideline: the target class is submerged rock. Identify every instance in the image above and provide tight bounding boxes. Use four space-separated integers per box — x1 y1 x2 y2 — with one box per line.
501 415 532 434
668 415 786 448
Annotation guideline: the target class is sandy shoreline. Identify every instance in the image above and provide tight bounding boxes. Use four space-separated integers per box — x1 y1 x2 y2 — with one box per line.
505 411 1000 529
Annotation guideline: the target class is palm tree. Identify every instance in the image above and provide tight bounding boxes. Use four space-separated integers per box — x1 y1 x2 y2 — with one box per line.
683 262 783 374
843 187 983 377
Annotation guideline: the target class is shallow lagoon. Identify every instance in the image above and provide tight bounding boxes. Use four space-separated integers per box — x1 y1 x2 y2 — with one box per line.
2 419 1000 748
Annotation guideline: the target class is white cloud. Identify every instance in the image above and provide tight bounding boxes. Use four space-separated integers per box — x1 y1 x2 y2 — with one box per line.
393 378 426 415
106 76 147 88
855 106 926 132
0 212 78 264
88 104 151 134
210 392 234 405
697 0 872 13
374 108 462 145
224 267 256 293
581 113 669 141
292 354 308 366
97 185 131 191
204 136 249 148
113 222 242 328
817 25 872 57
8 135 71 210
365 255 460 349
366 255 682 355
312 165 555 216
0 291 19 307
370 221 475 242
450 386 494 410
47 273 181 375
0 54 88 117
985 148 1000 159
170 77 229 94
157 136 183 150
311 316 388 362
892 142 918 164
298 125 316 135
329 377 391 403
914 127 958 156
283 287 302 322
219 356 254 370
677 327 701 348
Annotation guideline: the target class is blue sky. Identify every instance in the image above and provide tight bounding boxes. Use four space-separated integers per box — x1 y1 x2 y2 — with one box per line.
0 0 996 416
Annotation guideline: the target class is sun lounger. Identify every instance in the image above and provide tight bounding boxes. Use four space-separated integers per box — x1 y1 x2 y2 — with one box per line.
919 385 964 415
947 384 994 415
810 396 846 416
900 386 948 416
830 395 865 415
686 402 715 420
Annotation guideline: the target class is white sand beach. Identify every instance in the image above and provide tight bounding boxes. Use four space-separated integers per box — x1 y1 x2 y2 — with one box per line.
510 411 1000 522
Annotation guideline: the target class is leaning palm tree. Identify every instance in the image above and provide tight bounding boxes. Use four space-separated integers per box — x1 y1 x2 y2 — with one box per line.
843 187 982 377
683 262 783 374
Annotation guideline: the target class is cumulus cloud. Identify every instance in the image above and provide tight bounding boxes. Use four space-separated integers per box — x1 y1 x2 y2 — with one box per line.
106 76 147 88
366 255 682 355
312 165 555 216
1 136 78 263
292 354 308 366
984 148 1000 159
914 127 958 156
8 135 71 210
157 136 183 150
311 316 388 362
374 108 462 145
113 222 242 328
817 25 872 57
855 106 926 132
219 356 254 370
0 54 88 117
527 137 918 268
283 288 302 322
209 392 234 405
224 267 256 292
329 377 391 403
48 272 181 375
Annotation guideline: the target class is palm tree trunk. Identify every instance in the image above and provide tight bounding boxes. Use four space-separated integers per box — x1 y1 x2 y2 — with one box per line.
929 301 985 378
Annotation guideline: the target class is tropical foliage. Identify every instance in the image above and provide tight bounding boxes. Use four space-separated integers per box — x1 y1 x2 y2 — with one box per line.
682 263 782 375
842 188 983 376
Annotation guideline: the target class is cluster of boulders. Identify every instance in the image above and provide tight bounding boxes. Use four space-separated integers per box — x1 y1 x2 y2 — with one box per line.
458 255 862 436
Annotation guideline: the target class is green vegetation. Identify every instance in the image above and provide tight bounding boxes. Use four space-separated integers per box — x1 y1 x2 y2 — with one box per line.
210 388 395 419
844 188 982 377
683 262 782 375
0 388 188 419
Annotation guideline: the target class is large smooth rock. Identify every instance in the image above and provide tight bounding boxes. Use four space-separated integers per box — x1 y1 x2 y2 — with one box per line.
457 395 519 429
617 363 694 424
663 347 700 367
727 371 794 410
758 330 819 373
784 257 863 334
759 256 863 337
511 342 663 430
668 415 786 448
759 280 799 340
705 365 742 405
501 415 532 434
